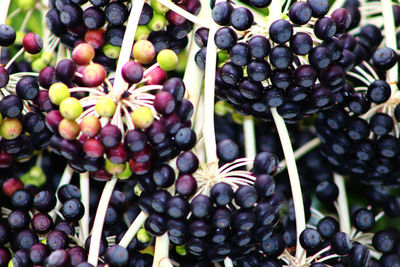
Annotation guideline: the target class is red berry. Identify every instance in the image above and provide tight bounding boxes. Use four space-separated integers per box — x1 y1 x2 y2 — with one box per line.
3 177 24 197
84 29 105 50
83 138 105 158
145 66 166 85
72 43 95 65
82 63 106 87
23 32 43 54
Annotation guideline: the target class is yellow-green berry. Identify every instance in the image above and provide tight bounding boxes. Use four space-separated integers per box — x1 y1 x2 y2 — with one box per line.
102 44 120 59
41 51 54 65
49 82 70 105
59 97 83 120
131 106 154 129
95 96 116 117
116 163 132 180
147 12 166 31
135 26 151 41
105 158 125 175
150 0 169 13
137 228 151 243
157 49 178 71
0 118 23 140
31 58 46 72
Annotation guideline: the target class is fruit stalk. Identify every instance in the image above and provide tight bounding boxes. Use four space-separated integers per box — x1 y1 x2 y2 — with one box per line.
243 116 256 170
112 0 145 97
224 257 233 267
153 233 172 267
333 173 351 234
277 137 321 174
155 0 210 28
87 176 118 266
202 25 218 164
271 108 305 260
50 165 74 220
381 0 398 93
119 211 149 248
183 0 211 118
79 172 90 243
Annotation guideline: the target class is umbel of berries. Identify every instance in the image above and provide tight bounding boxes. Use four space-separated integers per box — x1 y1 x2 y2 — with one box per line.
195 0 362 123
139 149 283 262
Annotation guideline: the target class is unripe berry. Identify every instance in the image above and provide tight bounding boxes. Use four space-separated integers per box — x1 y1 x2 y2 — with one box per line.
157 49 178 71
59 97 83 120
105 158 125 175
133 40 155 64
81 63 106 87
80 116 101 137
58 119 80 140
23 32 43 54
49 83 70 105
72 43 95 65
95 96 116 117
131 107 154 129
0 118 23 140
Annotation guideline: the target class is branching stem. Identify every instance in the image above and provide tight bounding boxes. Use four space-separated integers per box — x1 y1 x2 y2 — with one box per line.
333 173 351 235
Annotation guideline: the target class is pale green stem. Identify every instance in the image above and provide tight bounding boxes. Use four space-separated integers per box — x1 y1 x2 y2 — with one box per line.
153 233 172 267
333 173 351 235
79 172 90 243
202 25 218 164
224 257 233 267
243 116 256 170
119 211 149 248
50 165 74 221
271 108 305 260
112 0 145 97
277 137 321 175
5 47 25 70
20 9 34 32
88 176 118 266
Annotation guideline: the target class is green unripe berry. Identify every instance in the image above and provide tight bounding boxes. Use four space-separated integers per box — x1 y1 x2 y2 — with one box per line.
147 12 166 31
232 112 245 124
59 97 83 120
150 0 169 13
215 100 228 116
95 96 116 117
137 228 151 243
133 40 155 65
157 49 178 71
175 50 188 73
41 51 54 65
102 44 120 59
116 163 132 180
176 246 187 256
49 82 70 105
135 26 151 41
134 184 142 196
0 118 23 140
31 58 46 72
15 31 25 46
20 166 46 187
131 107 154 129
18 0 35 10
24 51 40 62
105 158 125 175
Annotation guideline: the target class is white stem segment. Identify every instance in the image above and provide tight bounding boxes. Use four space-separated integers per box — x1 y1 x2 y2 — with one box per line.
50 165 74 221
112 0 145 97
153 233 172 267
277 137 321 174
119 211 149 248
79 172 90 243
271 108 305 260
243 117 256 170
224 257 233 267
381 0 398 92
268 0 282 26
183 0 211 119
333 173 351 235
88 176 118 266
155 0 210 28
202 25 218 164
